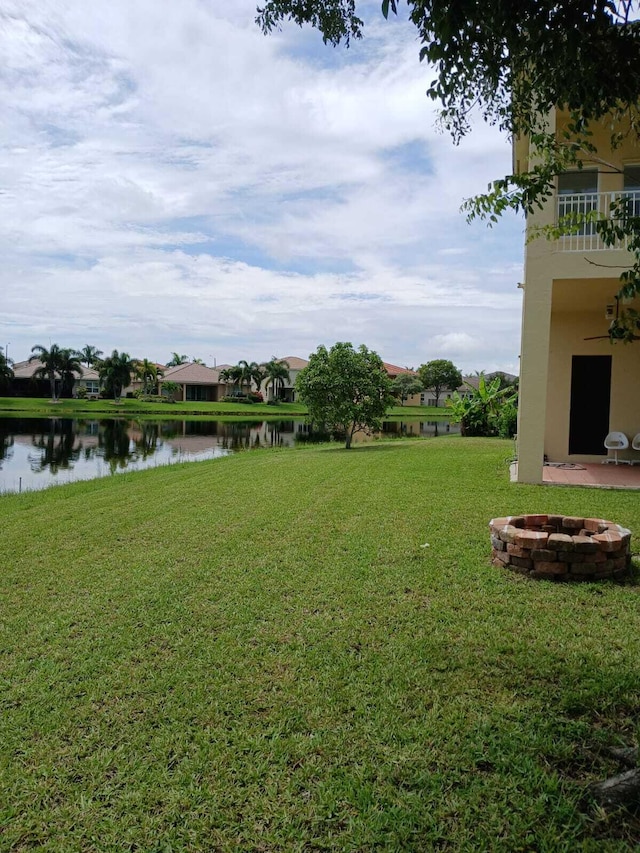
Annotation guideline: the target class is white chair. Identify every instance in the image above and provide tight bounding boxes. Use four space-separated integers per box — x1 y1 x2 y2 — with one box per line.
602 431 630 465
631 433 640 466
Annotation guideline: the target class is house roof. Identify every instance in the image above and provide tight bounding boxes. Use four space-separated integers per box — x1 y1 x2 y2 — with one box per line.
382 361 417 377
279 356 308 370
161 362 225 385
12 360 97 380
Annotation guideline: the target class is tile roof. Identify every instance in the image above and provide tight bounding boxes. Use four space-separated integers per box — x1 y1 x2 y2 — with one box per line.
161 362 225 385
382 361 417 377
279 357 309 370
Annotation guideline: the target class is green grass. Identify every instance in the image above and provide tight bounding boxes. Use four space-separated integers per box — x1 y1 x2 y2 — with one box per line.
0 397 446 420
1 438 639 850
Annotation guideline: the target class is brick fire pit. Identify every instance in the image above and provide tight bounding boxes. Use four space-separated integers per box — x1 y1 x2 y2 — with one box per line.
490 514 632 581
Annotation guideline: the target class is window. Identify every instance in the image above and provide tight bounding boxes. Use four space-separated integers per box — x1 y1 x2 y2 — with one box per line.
186 385 207 401
84 380 99 395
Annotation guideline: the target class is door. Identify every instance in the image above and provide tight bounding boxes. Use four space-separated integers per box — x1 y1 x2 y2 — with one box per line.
568 355 612 455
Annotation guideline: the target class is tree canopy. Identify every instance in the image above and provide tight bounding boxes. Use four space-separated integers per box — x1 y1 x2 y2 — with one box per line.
417 360 462 407
391 372 423 405
296 342 394 448
257 1 640 339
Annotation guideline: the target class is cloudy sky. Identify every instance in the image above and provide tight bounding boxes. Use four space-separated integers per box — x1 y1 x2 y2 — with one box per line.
2 0 524 372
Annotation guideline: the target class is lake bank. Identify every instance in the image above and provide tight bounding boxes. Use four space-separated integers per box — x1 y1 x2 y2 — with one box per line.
0 396 449 420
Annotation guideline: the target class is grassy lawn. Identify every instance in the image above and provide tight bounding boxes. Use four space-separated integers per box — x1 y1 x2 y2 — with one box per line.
0 397 445 420
1 438 639 850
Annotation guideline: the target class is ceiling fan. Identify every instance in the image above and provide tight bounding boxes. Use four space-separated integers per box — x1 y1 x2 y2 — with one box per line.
584 297 640 341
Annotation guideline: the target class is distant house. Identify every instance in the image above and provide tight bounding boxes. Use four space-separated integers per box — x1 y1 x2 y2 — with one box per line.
382 362 420 405
259 357 309 403
10 360 99 398
158 362 228 402
420 371 518 408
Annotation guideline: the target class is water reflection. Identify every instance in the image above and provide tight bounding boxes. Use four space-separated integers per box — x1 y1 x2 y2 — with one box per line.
0 416 458 493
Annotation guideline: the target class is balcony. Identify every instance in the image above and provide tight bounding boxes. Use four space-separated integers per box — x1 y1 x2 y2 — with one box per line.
556 191 640 252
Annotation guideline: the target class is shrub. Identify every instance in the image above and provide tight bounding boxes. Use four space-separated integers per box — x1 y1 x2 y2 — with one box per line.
497 400 518 438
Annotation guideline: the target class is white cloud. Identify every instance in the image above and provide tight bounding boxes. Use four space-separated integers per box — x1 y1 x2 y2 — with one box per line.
1 0 523 373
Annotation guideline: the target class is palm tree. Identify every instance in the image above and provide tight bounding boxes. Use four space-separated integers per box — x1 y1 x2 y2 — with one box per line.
251 363 268 394
29 344 67 401
0 347 14 391
238 360 265 392
264 358 290 402
99 350 135 402
57 349 83 398
136 359 163 395
219 365 244 396
79 345 103 367
167 353 188 367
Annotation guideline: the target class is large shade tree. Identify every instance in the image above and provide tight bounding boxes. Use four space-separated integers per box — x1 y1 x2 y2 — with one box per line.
99 350 135 402
417 359 463 408
257 1 640 340
296 342 394 448
391 372 423 405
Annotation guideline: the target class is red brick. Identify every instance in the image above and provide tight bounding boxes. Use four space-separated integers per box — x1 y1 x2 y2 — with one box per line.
491 535 506 551
592 532 623 552
492 549 510 565
558 551 583 563
507 543 527 557
515 530 549 549
534 561 566 575
524 514 548 527
498 525 519 544
511 556 534 570
562 516 585 530
571 535 598 554
489 517 512 532
570 563 597 575
583 550 607 564
548 515 565 528
583 518 607 533
613 555 630 570
531 549 558 562
548 533 574 551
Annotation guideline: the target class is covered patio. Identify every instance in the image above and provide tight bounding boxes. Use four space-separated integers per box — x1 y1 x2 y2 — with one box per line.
512 461 640 489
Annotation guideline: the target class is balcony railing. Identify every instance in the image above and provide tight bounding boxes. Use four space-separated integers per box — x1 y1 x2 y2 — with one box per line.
556 191 640 252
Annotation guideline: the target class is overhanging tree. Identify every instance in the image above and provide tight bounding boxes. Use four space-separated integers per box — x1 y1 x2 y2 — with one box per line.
257 1 640 340
296 342 394 448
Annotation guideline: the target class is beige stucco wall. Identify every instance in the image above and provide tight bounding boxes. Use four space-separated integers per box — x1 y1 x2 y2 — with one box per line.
516 108 640 482
546 286 640 463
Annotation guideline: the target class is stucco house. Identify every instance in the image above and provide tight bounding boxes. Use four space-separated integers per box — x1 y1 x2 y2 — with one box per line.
158 362 229 402
10 359 101 398
515 108 640 483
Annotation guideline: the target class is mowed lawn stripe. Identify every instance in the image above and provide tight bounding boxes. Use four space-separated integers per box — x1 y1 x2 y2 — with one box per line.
1 438 639 850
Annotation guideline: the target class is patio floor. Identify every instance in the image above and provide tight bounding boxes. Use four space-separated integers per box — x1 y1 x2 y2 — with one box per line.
511 461 640 489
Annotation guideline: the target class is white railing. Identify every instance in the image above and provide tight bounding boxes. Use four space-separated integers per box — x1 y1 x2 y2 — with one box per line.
556 191 640 252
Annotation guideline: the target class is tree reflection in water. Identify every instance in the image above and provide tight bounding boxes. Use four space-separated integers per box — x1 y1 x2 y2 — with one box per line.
0 423 14 468
99 420 132 472
29 418 82 474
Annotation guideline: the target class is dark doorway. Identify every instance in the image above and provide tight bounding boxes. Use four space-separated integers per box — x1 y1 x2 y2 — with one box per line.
568 355 612 454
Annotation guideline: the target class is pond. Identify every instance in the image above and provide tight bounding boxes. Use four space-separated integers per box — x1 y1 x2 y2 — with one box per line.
0 416 459 494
